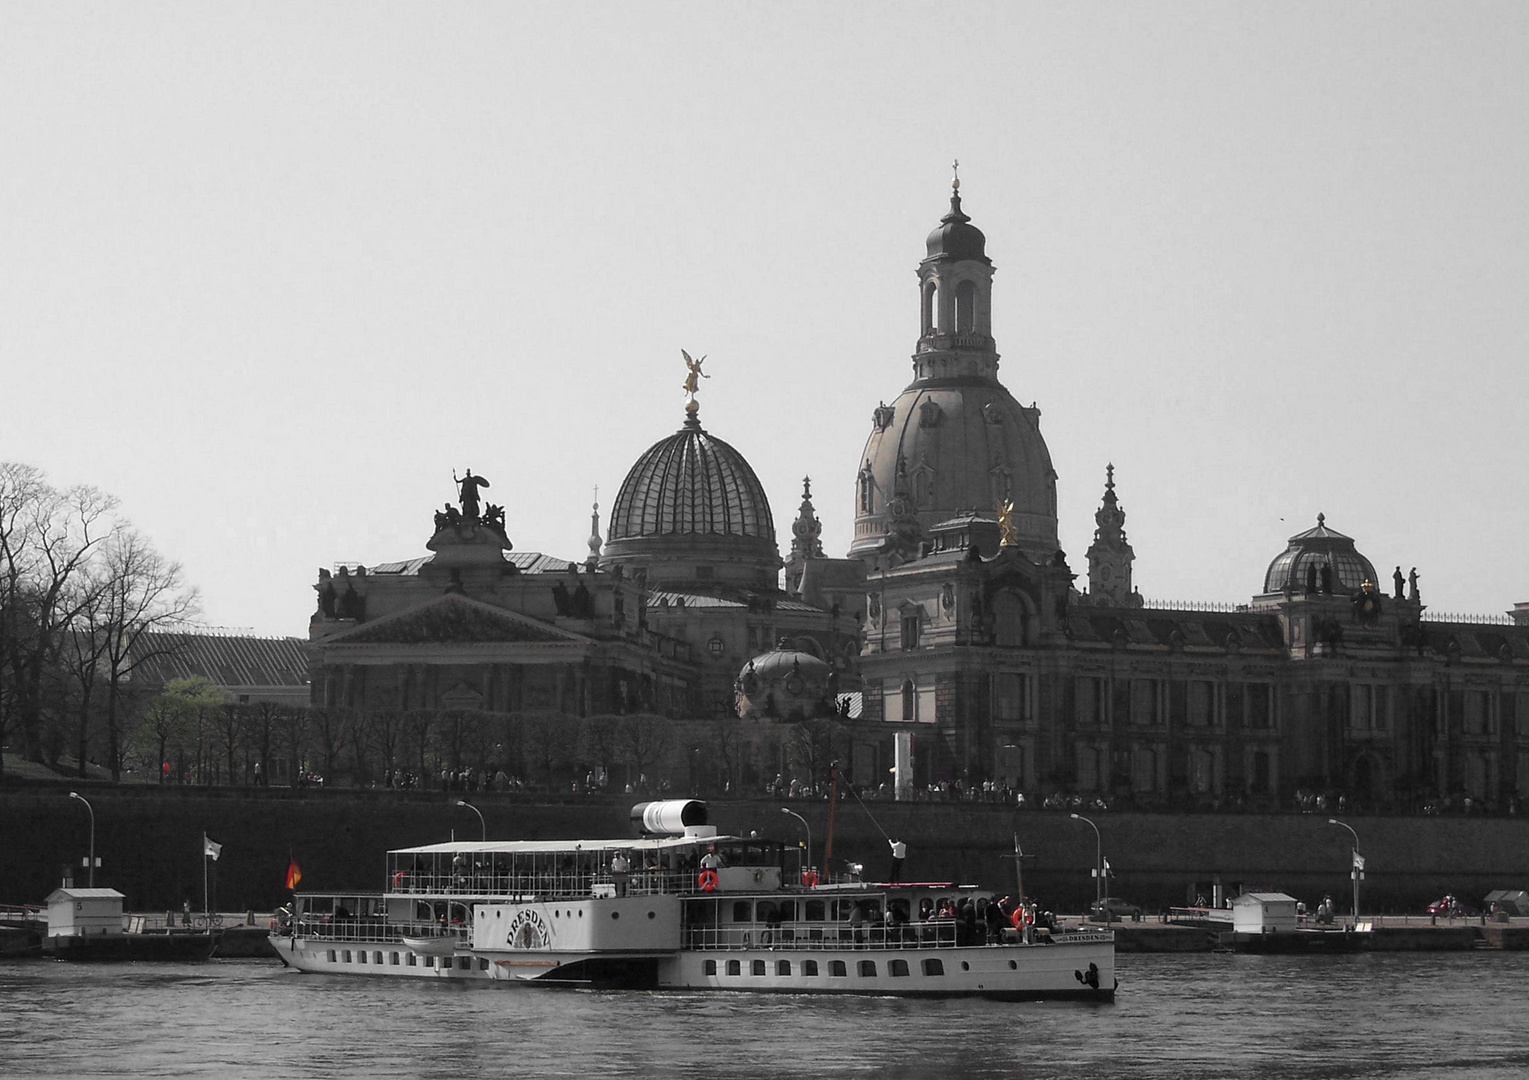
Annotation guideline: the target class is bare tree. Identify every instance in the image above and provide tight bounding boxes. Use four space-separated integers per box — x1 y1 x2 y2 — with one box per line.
91 529 198 781
212 702 248 785
308 706 350 786
0 464 117 771
524 710 577 787
619 713 674 793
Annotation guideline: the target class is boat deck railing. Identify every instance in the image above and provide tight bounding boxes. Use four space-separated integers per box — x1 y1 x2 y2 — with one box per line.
391 869 708 899
292 916 470 946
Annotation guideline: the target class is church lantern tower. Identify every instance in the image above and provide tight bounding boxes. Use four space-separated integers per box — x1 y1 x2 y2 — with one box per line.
850 165 1060 567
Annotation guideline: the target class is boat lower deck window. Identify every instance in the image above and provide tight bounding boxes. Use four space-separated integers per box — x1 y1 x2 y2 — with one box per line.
457 957 472 971
479 958 490 971
889 959 909 977
726 959 741 976
704 960 717 976
857 960 877 977
374 951 384 965
921 958 944 976
327 950 337 963
829 961 846 977
344 950 353 963
751 960 766 976
776 960 791 976
802 960 819 976
424 956 435 968
407 954 417 967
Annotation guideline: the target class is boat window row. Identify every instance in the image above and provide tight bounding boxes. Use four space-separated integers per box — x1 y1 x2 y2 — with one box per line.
702 957 947 978
683 895 1000 950
324 948 489 972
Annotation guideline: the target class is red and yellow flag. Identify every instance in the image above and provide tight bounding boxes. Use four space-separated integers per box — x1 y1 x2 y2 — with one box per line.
285 858 302 891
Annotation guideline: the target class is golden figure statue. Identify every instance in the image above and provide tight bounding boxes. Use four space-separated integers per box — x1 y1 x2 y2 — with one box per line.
997 498 1018 548
681 349 709 412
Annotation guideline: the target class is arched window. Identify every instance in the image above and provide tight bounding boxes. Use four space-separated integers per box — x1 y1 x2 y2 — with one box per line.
954 280 977 333
901 680 916 722
992 593 1027 647
921 280 937 335
858 465 875 514
1251 751 1271 793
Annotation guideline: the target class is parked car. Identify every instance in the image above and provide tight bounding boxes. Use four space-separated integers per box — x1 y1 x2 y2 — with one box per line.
1426 896 1476 918
1089 897 1143 921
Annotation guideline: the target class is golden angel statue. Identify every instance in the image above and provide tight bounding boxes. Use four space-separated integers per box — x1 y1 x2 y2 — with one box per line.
681 349 709 410
996 498 1018 548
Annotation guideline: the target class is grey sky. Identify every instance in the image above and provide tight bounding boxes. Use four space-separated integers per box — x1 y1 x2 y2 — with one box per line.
3 2 1525 635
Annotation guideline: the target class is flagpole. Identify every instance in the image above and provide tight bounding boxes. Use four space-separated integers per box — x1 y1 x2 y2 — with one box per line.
202 832 209 929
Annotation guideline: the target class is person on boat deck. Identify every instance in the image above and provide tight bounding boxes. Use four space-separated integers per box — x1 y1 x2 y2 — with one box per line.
700 846 724 871
611 851 631 896
888 838 907 883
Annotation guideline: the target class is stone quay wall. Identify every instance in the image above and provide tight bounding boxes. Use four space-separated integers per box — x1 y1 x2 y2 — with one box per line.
4 783 1526 916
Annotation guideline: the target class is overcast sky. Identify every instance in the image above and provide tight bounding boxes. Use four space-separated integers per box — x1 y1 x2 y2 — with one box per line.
3 1 1526 636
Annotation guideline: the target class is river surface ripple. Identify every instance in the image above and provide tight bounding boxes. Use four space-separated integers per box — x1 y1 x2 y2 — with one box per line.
2 952 1525 1079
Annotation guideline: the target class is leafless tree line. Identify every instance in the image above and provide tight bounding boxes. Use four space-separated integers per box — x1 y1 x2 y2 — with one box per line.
0 463 198 780
135 682 850 798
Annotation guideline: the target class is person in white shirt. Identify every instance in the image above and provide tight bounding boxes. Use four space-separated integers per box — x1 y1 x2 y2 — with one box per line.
888 839 907 883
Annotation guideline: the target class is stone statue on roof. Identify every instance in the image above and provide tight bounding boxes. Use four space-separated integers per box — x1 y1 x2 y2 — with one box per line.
453 468 490 522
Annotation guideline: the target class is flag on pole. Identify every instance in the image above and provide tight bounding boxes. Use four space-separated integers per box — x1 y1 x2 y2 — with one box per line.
1103 856 1112 875
285 857 302 891
203 835 222 861
1352 851 1366 872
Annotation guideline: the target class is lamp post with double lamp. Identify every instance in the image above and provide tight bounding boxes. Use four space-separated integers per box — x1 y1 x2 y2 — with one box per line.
780 807 812 880
1070 812 1103 922
68 791 96 887
1328 817 1362 926
455 800 486 842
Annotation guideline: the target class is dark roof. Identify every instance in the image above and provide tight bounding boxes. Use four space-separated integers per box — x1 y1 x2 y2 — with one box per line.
924 190 989 264
1067 611 1285 651
130 633 309 688
365 552 579 576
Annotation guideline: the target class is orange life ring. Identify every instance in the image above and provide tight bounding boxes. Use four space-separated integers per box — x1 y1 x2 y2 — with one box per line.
698 869 719 892
391 871 407 889
1011 908 1024 929
801 870 819 887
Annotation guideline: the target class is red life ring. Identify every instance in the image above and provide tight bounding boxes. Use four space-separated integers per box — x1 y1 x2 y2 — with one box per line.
801 870 819 887
391 871 407 889
698 869 719 892
1011 908 1024 929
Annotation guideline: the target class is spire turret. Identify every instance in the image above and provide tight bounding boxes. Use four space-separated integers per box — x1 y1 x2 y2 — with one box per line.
1085 464 1139 606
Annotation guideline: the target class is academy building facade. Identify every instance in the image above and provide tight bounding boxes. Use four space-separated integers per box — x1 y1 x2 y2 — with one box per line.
304 179 1529 812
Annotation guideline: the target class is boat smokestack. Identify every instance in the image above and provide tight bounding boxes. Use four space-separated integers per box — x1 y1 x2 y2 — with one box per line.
631 800 710 837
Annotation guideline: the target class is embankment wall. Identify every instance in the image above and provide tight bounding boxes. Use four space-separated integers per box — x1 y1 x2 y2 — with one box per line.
4 784 1526 914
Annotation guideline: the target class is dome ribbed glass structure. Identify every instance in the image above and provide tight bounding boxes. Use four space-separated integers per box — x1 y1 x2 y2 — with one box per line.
608 415 775 543
1262 514 1378 594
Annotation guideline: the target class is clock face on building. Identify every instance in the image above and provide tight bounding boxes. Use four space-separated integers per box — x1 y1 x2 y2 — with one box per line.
1100 565 1114 581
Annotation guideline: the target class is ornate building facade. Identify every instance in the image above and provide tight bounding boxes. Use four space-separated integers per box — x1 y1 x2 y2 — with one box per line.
304 178 1529 811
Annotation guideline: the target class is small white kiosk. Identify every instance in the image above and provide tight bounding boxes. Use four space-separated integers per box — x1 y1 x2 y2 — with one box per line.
45 887 125 938
1231 892 1300 935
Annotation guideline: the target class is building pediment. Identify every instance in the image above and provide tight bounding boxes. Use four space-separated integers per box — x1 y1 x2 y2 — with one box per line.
324 594 590 647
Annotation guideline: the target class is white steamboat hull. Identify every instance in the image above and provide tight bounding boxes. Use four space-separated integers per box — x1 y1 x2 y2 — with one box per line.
271 932 1115 1000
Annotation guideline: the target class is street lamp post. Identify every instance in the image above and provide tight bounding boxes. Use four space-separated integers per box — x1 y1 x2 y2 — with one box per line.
69 791 95 887
780 808 811 878
455 800 486 842
1071 812 1103 921
1329 817 1362 925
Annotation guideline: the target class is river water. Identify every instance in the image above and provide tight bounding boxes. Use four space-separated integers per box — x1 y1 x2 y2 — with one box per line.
2 953 1526 1079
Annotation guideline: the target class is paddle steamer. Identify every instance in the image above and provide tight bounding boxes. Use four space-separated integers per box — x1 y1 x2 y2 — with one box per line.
272 800 1115 1000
